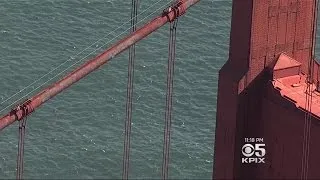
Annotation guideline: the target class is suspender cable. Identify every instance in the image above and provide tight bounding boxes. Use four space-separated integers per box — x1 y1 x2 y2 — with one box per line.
301 0 318 179
123 0 139 179
301 49 314 180
16 118 27 180
302 70 313 180
16 103 29 180
162 6 179 178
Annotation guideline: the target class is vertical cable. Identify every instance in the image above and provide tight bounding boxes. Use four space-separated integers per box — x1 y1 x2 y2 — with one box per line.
301 0 319 179
16 116 27 180
162 15 178 180
301 0 318 179
123 0 138 179
16 120 22 180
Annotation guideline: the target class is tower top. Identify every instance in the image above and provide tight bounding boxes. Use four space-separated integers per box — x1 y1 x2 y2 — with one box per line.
228 0 317 88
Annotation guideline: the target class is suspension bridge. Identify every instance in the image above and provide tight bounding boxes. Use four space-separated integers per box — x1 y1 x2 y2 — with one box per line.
0 0 204 179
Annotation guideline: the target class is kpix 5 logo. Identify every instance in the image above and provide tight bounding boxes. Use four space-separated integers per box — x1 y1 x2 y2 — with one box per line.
242 143 266 164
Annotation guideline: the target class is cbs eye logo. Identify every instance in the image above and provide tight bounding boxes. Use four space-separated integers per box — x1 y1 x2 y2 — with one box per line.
242 144 255 157
242 144 266 157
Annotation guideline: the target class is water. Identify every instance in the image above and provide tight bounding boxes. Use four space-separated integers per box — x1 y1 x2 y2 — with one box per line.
0 0 231 179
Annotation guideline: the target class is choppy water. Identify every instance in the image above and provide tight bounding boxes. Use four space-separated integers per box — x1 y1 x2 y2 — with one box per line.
0 0 232 179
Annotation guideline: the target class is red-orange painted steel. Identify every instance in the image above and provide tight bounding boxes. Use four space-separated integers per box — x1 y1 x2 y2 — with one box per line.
213 0 320 179
0 0 200 131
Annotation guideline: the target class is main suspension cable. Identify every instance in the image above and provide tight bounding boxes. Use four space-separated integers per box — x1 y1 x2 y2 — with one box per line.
162 15 178 180
0 0 173 116
0 0 169 108
122 0 139 179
